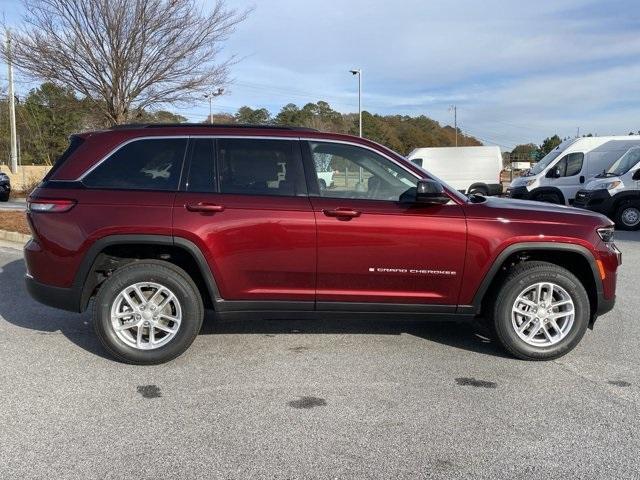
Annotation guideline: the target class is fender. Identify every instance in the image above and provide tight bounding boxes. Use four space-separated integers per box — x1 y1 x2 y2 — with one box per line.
76 234 222 311
612 190 640 209
527 186 566 204
460 242 604 314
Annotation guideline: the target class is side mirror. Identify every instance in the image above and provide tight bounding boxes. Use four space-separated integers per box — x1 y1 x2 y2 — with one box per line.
411 158 423 167
546 167 561 179
400 179 450 205
633 170 640 181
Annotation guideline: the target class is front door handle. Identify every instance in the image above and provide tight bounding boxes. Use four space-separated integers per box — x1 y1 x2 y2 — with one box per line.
185 202 225 213
322 208 361 218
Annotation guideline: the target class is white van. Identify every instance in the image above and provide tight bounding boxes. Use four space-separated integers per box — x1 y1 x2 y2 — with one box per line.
406 146 503 196
573 146 640 230
506 136 640 205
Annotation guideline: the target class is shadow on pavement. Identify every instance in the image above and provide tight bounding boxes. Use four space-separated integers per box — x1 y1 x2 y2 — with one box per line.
0 256 509 360
616 230 640 243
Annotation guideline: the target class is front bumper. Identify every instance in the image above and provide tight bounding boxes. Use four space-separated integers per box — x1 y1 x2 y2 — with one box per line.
573 189 614 216
505 185 530 199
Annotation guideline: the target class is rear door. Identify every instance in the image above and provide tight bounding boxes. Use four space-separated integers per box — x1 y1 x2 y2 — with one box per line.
303 140 467 309
172 137 316 307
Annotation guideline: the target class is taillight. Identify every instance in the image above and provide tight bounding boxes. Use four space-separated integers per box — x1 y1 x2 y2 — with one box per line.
27 198 76 213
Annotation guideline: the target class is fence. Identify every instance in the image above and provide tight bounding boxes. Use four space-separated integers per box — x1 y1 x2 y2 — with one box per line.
0 165 52 192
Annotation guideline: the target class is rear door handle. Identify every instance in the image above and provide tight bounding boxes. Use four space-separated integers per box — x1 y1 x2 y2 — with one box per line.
185 202 225 213
322 208 361 218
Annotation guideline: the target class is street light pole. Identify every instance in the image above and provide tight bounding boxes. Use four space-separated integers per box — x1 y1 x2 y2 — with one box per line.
350 69 362 137
449 105 457 147
204 88 225 124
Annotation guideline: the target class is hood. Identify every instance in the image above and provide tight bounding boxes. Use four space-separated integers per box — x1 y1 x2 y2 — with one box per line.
472 196 612 226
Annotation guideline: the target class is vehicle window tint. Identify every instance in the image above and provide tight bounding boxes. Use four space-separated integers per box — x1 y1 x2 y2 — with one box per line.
83 138 187 190
564 153 584 177
217 139 303 196
308 141 417 201
187 138 215 192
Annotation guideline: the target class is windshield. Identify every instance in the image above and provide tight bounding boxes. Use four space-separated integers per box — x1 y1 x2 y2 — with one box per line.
529 148 563 175
605 147 640 176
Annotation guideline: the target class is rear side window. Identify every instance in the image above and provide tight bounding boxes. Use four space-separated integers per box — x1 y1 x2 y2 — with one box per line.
186 138 216 192
83 138 187 191
217 138 305 196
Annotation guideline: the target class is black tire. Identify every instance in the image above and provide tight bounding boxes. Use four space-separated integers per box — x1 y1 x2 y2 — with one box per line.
614 202 640 231
533 192 563 204
93 260 204 365
468 186 488 196
0 192 9 202
491 261 590 361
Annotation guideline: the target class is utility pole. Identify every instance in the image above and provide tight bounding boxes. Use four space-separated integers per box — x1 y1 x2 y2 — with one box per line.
449 105 457 147
576 127 580 138
350 69 362 137
204 88 224 124
349 69 363 186
6 31 18 174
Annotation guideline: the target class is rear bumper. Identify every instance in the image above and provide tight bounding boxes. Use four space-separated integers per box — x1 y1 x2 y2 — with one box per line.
25 275 81 312
573 189 614 216
505 186 530 199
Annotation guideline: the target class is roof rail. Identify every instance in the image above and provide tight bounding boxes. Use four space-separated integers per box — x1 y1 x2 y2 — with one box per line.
109 123 318 132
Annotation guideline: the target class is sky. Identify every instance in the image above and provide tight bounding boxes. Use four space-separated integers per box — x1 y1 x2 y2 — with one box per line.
1 0 639 149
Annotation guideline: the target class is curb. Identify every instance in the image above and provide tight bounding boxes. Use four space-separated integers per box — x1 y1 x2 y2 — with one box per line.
0 229 30 246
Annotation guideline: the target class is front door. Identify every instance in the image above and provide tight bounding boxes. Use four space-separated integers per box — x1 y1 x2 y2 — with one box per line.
173 137 316 306
304 140 467 308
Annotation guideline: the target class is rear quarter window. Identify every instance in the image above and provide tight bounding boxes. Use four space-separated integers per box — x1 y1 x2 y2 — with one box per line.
82 138 187 191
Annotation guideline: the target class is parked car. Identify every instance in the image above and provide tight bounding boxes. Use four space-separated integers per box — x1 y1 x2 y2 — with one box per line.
25 124 620 364
407 146 503 196
574 146 640 230
0 171 10 201
507 136 640 205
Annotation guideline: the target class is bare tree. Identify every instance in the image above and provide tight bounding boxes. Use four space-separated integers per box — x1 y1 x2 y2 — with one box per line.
4 0 249 124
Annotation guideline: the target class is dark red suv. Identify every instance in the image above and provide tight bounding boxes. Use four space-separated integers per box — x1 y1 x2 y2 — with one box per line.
25 124 621 364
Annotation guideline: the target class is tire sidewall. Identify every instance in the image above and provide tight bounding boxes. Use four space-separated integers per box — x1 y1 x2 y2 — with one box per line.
94 262 203 364
494 268 589 360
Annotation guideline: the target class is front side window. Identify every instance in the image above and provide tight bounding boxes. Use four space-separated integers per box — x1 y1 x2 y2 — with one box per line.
83 138 187 190
553 152 584 177
308 141 417 201
217 139 304 196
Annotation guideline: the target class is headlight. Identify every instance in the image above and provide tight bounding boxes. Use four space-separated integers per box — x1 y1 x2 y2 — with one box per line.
597 227 615 243
525 179 536 187
603 181 621 190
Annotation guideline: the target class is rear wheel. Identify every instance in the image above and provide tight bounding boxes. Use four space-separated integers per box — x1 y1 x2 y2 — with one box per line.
491 261 590 360
93 260 203 364
0 192 9 202
614 203 640 230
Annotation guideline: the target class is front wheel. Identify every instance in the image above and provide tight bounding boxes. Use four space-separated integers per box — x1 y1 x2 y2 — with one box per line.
491 261 590 360
93 260 204 364
614 203 640 230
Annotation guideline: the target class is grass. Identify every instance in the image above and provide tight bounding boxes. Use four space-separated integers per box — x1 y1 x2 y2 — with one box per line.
0 211 30 235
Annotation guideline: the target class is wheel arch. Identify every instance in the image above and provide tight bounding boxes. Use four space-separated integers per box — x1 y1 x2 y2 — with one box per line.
76 234 221 312
528 187 566 204
467 242 603 322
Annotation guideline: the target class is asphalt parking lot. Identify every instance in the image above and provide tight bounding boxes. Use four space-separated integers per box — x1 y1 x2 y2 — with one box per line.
1 232 639 480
